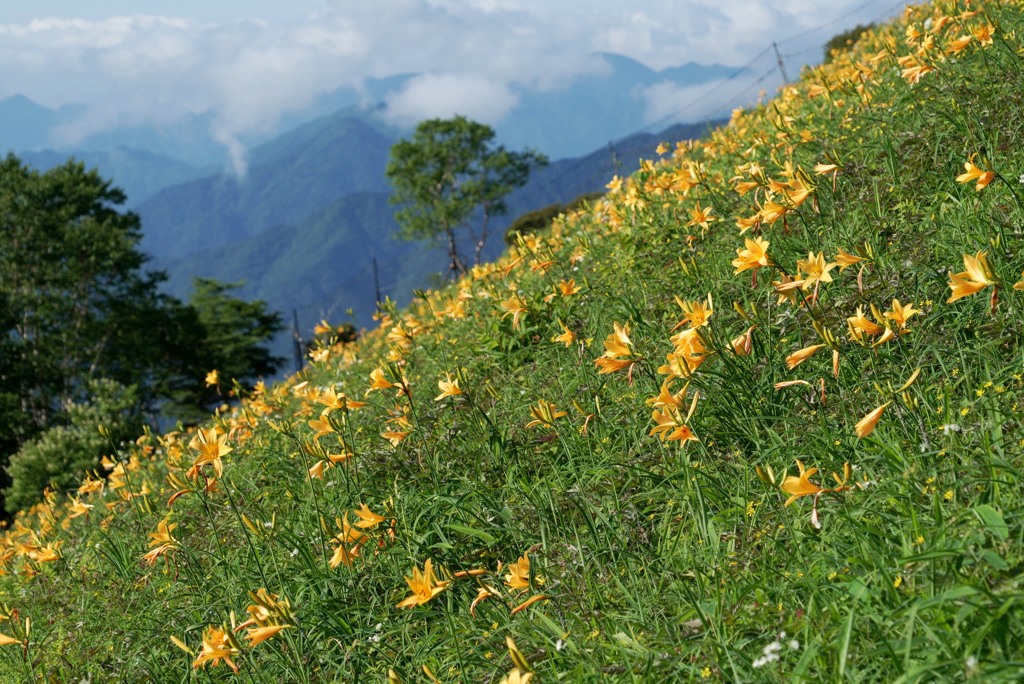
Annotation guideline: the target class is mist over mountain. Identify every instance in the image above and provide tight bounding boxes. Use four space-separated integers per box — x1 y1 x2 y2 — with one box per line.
1 54 731 367
2 55 742 207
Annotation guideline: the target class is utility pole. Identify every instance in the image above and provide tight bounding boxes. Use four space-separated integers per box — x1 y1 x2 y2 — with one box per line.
372 256 382 306
291 309 304 374
608 141 621 176
772 42 790 85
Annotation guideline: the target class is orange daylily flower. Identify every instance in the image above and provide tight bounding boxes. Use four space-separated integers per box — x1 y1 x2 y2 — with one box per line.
504 554 532 590
884 299 921 329
732 236 771 274
525 399 567 429
956 156 995 191
795 252 837 290
192 625 241 674
649 409 698 443
947 251 996 302
785 344 825 370
780 460 825 506
594 322 636 374
834 248 865 272
855 402 890 439
397 559 449 608
434 374 462 401
686 201 716 231
552 321 576 347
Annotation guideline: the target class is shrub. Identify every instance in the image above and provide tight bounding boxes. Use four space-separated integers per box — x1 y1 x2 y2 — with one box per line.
4 379 142 513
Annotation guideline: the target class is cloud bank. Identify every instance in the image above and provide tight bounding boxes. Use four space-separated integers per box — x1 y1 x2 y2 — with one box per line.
0 0 903 169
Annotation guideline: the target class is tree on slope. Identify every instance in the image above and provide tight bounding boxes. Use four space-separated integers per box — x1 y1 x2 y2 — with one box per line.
386 115 547 276
0 154 282 511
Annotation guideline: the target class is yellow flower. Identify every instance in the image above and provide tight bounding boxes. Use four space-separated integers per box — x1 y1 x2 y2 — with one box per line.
946 34 972 55
367 366 396 393
204 369 219 387
729 325 756 356
785 343 825 370
780 460 824 506
352 503 387 529
594 322 635 374
500 669 533 684
686 201 716 231
834 248 865 272
649 408 698 443
947 251 996 303
846 306 884 342
188 428 232 478
673 294 713 330
244 624 289 647
796 251 837 290
192 625 241 674
1014 271 1024 291
731 236 771 274
505 554 532 590
434 374 462 401
956 156 995 191
855 402 890 439
552 320 576 347
525 399 567 429
499 293 528 330
884 299 921 329
556 279 581 297
397 559 449 608
972 23 995 46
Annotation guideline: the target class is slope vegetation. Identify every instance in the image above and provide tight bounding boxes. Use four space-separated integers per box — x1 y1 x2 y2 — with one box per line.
2 1 1023 681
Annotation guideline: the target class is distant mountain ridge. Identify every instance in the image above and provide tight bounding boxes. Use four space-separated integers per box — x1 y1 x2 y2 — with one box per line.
2 54 746 207
138 113 394 259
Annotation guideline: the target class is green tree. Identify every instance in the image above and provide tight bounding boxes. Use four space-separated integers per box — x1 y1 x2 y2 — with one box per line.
824 23 874 63
0 154 282 511
386 116 547 276
168 278 283 423
4 378 142 513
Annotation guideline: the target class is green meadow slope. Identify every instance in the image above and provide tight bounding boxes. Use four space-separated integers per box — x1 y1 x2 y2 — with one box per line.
2 1 1024 681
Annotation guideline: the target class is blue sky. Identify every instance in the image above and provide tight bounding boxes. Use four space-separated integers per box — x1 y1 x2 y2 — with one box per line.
0 0 907 151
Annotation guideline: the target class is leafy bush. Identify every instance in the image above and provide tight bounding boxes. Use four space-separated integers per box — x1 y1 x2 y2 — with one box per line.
4 379 142 512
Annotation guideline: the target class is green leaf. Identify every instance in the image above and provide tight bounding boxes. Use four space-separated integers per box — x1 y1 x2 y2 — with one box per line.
972 504 1009 541
448 522 496 545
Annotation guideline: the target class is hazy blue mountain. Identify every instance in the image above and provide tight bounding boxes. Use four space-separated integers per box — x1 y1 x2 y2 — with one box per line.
0 95 62 152
493 55 743 158
19 147 209 208
138 112 395 260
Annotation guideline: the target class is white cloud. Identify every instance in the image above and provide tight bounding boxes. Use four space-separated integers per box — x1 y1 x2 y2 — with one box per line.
0 0 905 170
381 73 519 127
641 75 785 126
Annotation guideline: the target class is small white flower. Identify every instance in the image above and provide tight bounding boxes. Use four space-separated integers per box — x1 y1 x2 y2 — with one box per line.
789 639 800 651
966 655 978 669
941 423 962 435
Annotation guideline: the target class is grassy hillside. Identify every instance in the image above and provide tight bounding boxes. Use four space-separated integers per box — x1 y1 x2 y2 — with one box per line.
2 1 1024 681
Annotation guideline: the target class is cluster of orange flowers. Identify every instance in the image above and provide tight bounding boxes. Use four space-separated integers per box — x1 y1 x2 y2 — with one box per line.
177 588 294 674
396 552 549 619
